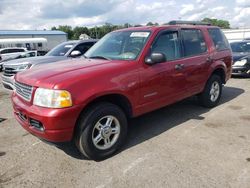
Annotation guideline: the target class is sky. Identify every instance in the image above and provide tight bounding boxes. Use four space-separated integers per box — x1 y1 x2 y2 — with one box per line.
0 0 250 30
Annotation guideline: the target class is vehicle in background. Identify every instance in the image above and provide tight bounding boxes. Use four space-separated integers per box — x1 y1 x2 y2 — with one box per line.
12 21 232 160
0 47 27 60
0 51 37 71
230 41 250 77
0 38 47 56
0 47 28 71
2 39 98 90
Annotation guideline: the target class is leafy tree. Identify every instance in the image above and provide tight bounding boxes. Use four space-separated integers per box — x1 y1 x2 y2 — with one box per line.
201 18 230 29
51 26 57 30
73 26 89 40
146 22 159 26
146 22 154 26
51 22 162 40
52 25 74 39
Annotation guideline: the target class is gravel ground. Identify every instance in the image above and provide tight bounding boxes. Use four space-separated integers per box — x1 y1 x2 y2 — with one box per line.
0 72 250 188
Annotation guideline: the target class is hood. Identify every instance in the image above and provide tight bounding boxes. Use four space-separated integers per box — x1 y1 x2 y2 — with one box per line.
15 58 125 88
232 52 250 63
3 55 67 66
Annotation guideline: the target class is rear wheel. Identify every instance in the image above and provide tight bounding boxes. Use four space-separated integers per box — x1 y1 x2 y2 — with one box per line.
198 74 222 108
75 102 127 161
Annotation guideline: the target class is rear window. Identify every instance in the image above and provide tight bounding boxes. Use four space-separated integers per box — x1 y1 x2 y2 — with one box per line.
181 29 207 57
208 28 230 51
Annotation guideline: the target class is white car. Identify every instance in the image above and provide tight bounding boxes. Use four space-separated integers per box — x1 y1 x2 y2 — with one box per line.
0 48 28 71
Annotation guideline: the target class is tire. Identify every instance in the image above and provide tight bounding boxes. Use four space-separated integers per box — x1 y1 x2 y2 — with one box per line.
75 102 128 161
198 74 222 108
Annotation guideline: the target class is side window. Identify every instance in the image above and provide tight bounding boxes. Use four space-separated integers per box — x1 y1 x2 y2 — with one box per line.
151 31 181 61
8 49 25 53
8 49 16 53
181 29 207 57
208 28 230 51
1 49 9 54
75 42 95 54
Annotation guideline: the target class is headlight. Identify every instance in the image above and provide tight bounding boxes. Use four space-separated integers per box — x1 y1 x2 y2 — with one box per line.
34 88 72 108
234 59 248 66
16 63 32 71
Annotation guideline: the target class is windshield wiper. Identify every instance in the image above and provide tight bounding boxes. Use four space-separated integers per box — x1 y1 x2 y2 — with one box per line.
88 56 110 60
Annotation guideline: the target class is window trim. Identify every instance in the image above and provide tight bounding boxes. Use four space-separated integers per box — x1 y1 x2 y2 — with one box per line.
180 28 209 58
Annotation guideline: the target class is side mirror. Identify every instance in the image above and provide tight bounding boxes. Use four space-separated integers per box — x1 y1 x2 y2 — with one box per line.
145 53 166 65
70 50 82 57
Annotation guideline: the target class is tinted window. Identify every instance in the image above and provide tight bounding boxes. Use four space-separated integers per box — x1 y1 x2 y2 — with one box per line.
208 28 230 51
46 42 76 56
8 49 25 53
181 29 207 57
230 42 250 53
1 49 8 54
151 31 181 61
74 42 95 54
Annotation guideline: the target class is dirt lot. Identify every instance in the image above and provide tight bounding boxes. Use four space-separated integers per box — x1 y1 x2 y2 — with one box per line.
0 72 250 188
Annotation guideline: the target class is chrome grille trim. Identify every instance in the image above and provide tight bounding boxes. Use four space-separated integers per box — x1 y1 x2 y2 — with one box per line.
14 81 33 101
3 67 18 77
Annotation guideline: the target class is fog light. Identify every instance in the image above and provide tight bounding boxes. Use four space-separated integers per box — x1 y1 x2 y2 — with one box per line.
30 118 44 131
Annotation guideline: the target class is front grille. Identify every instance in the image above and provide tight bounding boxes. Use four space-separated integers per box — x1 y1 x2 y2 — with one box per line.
14 81 33 101
3 65 19 77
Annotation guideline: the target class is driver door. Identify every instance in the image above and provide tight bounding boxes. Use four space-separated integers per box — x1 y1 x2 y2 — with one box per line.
138 30 189 113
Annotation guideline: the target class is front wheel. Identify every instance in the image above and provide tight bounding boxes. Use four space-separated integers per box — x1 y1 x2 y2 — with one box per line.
75 102 128 161
198 74 222 108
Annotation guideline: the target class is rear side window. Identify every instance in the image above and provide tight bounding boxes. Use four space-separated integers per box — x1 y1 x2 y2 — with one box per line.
0 49 8 54
151 31 181 61
208 28 230 51
181 29 207 57
8 49 25 53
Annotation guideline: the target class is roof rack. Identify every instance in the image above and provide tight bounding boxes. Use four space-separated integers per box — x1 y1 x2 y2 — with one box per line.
167 20 211 26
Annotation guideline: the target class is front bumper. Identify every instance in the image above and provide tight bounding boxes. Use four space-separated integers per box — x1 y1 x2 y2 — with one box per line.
1 75 15 90
12 92 84 142
232 66 250 76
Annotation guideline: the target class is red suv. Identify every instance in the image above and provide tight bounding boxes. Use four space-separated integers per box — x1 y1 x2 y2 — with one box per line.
12 21 232 160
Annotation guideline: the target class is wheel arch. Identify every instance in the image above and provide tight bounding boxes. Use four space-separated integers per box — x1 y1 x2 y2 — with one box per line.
75 93 133 125
73 93 132 141
211 67 226 84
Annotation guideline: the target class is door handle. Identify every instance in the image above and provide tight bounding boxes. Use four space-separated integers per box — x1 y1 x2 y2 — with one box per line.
175 64 185 70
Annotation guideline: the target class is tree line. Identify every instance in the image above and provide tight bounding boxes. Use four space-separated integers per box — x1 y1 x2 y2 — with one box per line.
51 18 230 40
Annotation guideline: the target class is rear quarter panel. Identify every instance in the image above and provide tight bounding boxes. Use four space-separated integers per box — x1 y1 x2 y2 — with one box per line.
201 27 232 90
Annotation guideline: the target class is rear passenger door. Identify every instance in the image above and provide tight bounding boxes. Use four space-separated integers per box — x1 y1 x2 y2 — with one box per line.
180 28 210 94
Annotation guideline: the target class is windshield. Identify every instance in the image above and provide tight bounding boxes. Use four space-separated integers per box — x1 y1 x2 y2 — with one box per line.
46 42 75 56
85 31 151 60
230 42 250 53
